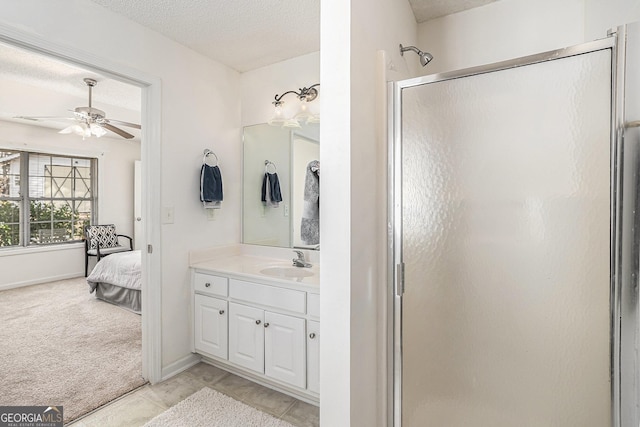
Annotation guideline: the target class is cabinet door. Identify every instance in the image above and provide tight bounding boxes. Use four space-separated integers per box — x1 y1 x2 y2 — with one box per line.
194 294 228 359
229 302 264 373
307 320 320 394
264 311 306 388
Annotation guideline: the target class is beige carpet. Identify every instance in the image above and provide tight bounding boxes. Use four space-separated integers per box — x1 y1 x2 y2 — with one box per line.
144 387 296 427
0 277 145 423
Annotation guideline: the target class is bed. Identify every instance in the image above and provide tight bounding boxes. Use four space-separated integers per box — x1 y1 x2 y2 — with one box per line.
87 250 141 314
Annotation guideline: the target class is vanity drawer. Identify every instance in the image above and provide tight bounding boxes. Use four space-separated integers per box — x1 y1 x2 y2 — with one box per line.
194 273 228 297
229 279 305 314
307 293 320 318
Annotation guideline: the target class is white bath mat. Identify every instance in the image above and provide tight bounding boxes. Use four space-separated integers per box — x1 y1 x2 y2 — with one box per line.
143 387 296 427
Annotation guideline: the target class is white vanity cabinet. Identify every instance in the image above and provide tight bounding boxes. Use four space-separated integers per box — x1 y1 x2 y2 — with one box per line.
229 302 306 389
191 268 319 403
307 320 320 394
194 294 228 359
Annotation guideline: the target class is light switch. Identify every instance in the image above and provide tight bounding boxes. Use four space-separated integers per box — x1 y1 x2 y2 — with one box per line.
162 206 174 224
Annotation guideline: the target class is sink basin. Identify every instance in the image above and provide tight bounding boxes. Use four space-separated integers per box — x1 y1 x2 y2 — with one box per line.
259 266 315 279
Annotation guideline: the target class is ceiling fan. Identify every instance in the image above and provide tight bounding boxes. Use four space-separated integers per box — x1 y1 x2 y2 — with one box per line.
15 77 141 140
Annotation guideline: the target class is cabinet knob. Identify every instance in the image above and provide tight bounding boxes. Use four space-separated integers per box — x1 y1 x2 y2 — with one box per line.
255 320 261 325
219 310 225 315
309 332 316 339
205 282 211 288
264 322 270 328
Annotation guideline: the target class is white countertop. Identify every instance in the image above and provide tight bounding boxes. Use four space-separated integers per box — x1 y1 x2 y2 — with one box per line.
190 254 319 291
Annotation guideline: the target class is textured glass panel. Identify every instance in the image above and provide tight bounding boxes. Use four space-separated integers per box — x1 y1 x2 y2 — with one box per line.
401 50 611 426
620 23 640 427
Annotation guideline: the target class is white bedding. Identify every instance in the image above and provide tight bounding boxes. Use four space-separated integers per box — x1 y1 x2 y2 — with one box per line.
87 250 141 291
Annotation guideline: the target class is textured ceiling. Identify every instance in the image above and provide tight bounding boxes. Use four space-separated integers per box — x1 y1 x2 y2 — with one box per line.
87 0 499 72
0 0 498 138
410 0 500 23
89 0 321 73
0 41 141 140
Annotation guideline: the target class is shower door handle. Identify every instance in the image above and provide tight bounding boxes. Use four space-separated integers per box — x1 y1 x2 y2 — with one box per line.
396 263 405 296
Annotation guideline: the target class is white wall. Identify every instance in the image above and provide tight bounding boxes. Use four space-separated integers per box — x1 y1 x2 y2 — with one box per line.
0 120 139 289
417 0 585 75
240 53 320 250
240 52 320 127
320 0 417 425
0 0 241 371
585 0 640 41
417 0 640 77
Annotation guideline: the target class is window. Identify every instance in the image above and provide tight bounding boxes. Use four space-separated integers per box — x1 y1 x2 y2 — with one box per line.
0 150 96 248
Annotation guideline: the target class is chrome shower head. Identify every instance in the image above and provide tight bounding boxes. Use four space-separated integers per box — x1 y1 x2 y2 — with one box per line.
400 44 434 67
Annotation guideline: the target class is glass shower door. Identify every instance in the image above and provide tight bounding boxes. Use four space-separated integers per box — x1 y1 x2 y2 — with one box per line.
396 46 613 426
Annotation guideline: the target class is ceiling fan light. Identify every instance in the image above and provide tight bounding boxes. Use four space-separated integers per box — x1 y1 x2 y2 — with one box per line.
59 124 86 137
58 125 75 135
80 122 91 138
90 123 107 137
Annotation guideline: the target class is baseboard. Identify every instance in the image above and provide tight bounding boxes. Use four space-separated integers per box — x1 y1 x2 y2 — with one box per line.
200 356 320 406
161 353 201 382
0 272 85 292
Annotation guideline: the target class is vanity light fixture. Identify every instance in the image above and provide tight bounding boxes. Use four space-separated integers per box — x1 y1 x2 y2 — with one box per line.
268 83 320 127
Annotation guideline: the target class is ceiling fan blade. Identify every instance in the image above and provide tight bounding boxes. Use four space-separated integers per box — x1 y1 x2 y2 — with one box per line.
101 123 135 139
14 115 75 122
104 118 141 129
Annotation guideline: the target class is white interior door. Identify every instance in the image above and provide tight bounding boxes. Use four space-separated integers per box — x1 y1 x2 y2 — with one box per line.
396 45 613 426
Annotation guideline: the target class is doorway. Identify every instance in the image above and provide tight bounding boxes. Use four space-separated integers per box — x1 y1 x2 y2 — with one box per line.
0 24 162 384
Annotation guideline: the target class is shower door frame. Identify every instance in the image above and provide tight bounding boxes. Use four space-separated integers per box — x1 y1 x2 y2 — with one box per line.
388 29 633 427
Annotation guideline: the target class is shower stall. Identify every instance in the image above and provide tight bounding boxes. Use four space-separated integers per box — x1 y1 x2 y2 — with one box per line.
389 24 640 427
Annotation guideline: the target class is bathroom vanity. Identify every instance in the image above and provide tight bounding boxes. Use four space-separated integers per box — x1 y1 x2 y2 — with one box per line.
190 249 319 404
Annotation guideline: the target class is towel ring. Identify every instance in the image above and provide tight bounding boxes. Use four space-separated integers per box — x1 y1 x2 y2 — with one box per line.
203 149 219 167
264 160 277 174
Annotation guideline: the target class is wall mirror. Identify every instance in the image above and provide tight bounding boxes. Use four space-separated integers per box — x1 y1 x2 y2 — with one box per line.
242 123 319 249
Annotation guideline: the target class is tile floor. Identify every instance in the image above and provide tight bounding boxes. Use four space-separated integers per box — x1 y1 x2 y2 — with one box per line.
68 362 319 427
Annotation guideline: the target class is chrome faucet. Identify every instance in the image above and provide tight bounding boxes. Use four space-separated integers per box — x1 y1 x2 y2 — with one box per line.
292 250 312 268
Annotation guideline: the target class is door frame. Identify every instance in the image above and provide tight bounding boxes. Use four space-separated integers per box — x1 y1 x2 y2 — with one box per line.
0 23 163 383
388 34 627 426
